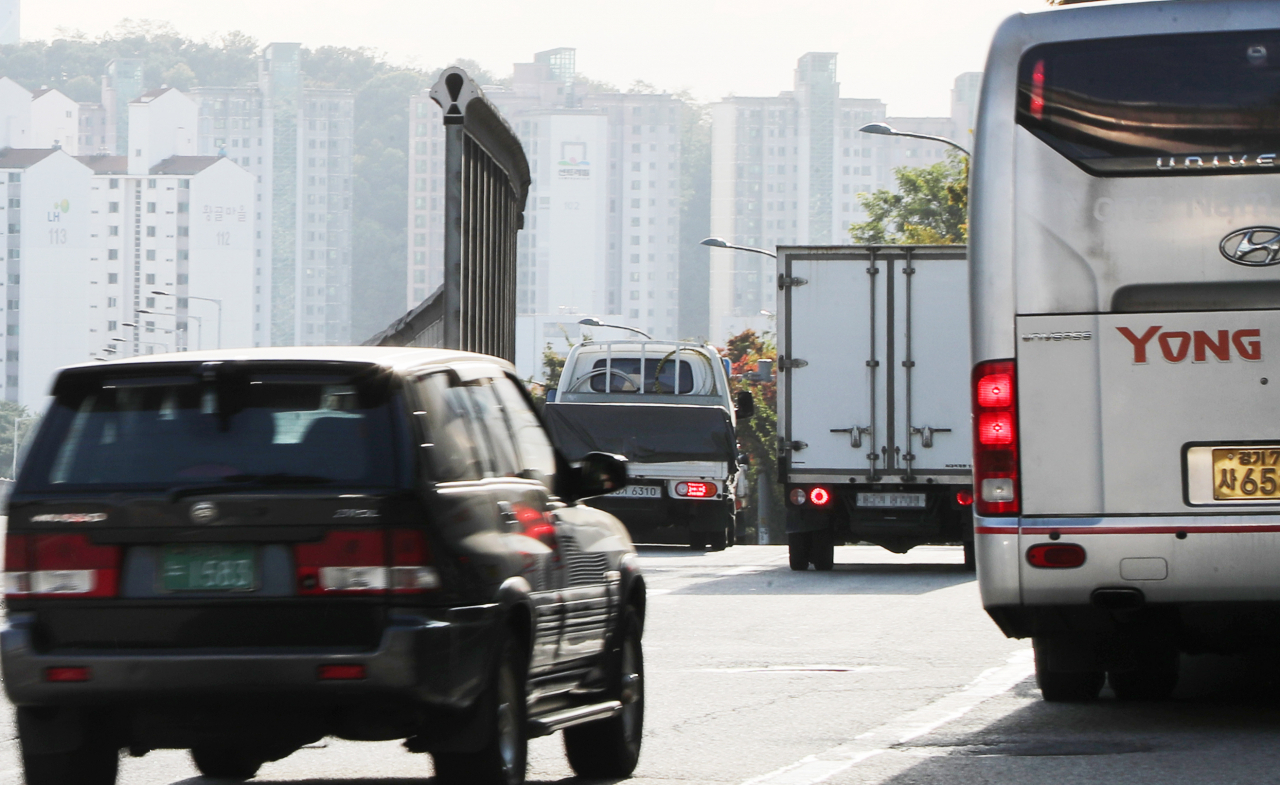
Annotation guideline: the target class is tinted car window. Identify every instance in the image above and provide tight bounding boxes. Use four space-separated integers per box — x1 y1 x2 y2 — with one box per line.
492 375 558 486
1018 31 1280 176
27 378 395 489
413 372 484 482
464 379 521 478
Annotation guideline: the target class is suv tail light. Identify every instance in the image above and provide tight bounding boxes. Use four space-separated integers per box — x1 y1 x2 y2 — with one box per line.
972 360 1020 516
5 534 121 598
295 529 439 596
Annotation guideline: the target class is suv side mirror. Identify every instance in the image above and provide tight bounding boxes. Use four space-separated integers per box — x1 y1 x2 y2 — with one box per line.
561 451 629 503
735 390 756 421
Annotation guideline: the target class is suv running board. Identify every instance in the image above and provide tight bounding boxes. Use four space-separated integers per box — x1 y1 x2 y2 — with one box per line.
527 700 622 738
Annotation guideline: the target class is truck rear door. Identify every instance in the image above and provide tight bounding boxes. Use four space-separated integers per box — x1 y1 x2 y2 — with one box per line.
778 246 970 482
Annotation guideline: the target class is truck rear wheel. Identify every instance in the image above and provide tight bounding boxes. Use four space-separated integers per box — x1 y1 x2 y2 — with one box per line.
788 532 810 570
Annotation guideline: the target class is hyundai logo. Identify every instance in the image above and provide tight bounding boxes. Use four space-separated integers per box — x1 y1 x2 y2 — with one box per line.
189 501 219 524
1221 226 1280 266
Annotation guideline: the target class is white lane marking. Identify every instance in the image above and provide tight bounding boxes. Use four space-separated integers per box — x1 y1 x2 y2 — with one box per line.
738 648 1035 785
696 665 907 674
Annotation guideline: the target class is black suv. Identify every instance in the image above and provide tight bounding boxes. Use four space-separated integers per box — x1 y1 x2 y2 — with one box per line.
1 347 645 785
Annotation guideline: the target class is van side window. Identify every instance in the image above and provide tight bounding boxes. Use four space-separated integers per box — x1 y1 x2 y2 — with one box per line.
463 379 521 478
492 374 558 487
412 372 484 482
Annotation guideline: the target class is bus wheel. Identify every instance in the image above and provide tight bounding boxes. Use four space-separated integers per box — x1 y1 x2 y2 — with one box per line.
1034 639 1104 702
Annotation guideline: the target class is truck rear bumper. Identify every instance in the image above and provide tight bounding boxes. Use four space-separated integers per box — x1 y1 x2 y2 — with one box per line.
1 606 497 709
979 514 1280 622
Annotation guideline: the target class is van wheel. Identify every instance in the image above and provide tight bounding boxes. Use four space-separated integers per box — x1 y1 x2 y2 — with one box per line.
18 708 119 785
1108 668 1178 701
190 746 263 780
434 638 528 785
564 606 644 777
788 532 810 570
810 528 835 571
962 541 976 571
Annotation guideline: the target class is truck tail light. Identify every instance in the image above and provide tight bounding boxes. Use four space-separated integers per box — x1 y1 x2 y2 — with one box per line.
674 481 717 498
955 489 974 507
1026 543 1086 569
789 488 807 505
5 534 120 598
973 360 1020 517
809 487 832 506
295 530 439 595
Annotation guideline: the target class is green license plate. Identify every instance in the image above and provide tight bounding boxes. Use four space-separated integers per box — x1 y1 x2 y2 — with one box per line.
161 544 257 592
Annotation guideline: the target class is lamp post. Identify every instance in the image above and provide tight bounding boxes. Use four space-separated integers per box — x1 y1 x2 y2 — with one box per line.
11 414 34 479
151 290 222 349
857 122 971 157
577 317 652 340
699 237 777 259
136 309 199 350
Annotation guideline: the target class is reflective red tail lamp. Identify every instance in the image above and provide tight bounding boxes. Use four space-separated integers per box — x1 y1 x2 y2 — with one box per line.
295 530 439 595
675 481 713 498
1026 543 1086 569
955 489 974 507
318 664 366 681
5 534 120 598
809 487 832 506
972 360 1020 517
45 666 91 683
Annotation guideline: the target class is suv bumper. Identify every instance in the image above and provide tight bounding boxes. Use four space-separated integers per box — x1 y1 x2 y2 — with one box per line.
1 605 499 708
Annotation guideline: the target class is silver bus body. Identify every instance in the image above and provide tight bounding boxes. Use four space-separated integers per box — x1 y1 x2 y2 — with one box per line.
972 0 1280 697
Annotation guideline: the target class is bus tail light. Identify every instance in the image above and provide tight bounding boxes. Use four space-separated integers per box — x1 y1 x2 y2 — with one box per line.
973 360 1020 517
1026 543 1085 569
5 534 120 598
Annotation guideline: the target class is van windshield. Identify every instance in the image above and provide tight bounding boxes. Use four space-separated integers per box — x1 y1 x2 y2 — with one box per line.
1018 30 1280 176
23 376 397 490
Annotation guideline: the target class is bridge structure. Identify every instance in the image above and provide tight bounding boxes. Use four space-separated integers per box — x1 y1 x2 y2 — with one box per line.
366 68 529 361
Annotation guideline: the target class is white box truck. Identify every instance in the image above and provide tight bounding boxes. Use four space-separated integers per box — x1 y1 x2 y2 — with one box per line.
777 245 974 570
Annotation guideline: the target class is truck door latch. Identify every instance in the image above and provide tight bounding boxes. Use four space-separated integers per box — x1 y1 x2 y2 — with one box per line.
910 426 952 448
777 274 809 289
778 436 809 452
778 356 808 370
831 425 872 448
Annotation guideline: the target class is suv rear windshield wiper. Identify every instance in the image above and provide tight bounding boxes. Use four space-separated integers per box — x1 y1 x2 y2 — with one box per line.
168 473 334 503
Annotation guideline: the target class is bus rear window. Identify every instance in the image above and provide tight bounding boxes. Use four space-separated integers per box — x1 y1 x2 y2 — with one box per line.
1018 31 1280 176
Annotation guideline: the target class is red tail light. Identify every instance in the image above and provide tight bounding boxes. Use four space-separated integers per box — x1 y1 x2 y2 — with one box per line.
318 664 366 680
1030 59 1046 120
295 529 439 596
45 666 92 683
5 534 120 598
674 481 716 498
809 487 832 506
1026 543 1085 569
973 360 1020 516
956 489 973 507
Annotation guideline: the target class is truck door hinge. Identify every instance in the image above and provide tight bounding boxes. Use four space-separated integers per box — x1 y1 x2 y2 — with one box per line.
911 426 952 448
830 425 872 449
777 274 809 289
777 436 808 452
866 359 879 368
903 267 915 276
778 357 808 370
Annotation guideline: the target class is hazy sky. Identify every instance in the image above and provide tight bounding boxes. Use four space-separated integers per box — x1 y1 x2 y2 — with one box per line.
24 0 1048 117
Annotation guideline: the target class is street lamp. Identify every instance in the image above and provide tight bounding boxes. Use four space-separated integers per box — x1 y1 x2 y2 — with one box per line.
857 122 971 157
700 237 777 259
577 317 652 340
152 290 222 349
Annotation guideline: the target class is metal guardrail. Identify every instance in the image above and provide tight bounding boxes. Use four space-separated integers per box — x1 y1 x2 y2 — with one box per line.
365 68 530 360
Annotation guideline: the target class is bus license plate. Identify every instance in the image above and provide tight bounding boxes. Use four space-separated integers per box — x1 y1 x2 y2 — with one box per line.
1212 447 1280 501
161 544 257 592
609 485 662 499
857 492 926 509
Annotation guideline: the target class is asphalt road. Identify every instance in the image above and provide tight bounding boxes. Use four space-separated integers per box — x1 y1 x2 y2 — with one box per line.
3 544 1280 784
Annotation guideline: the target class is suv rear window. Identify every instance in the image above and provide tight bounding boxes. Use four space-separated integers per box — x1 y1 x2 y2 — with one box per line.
23 376 396 490
1018 30 1280 176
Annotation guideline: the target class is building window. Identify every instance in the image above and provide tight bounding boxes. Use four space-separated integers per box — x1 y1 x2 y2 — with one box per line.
108 202 119 213
107 273 118 284
145 321 155 333
108 225 119 236
178 227 188 237
146 250 156 261
108 178 118 189
107 297 117 307
146 226 156 237
145 274 155 285
147 179 157 189
108 249 118 260
146 297 156 308
147 203 156 214
107 321 117 331
179 179 190 189
177 202 188 213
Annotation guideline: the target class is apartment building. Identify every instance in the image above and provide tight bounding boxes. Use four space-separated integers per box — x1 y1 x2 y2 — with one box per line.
190 44 355 347
407 48 684 379
0 78 82 152
708 55 981 339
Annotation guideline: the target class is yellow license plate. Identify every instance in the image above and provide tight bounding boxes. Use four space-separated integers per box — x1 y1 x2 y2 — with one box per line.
1212 448 1280 500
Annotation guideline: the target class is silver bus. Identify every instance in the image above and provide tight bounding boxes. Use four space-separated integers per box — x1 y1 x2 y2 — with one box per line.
971 0 1280 701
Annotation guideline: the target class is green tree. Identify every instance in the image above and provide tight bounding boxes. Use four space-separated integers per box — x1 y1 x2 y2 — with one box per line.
0 401 38 479
721 329 784 542
849 151 968 245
